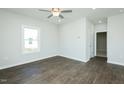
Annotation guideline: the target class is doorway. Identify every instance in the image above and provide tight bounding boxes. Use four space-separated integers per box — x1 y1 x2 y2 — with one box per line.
96 32 107 57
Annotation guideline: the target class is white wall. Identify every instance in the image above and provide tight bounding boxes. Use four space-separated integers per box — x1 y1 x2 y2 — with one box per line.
0 9 96 69
95 23 107 32
59 18 94 62
0 29 2 61
0 10 58 69
59 18 86 61
108 13 124 66
85 18 95 60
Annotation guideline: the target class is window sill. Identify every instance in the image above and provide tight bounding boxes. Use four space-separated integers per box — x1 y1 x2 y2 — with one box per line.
23 50 40 54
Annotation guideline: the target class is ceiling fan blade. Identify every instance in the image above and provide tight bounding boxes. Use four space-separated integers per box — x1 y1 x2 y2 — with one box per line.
59 14 64 19
61 10 72 13
38 9 50 12
47 14 53 18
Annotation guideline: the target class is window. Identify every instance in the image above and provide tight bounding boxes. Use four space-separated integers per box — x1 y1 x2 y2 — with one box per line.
22 25 40 53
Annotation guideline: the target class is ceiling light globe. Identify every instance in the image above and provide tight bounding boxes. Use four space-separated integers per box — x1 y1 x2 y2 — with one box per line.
58 19 61 22
52 12 60 16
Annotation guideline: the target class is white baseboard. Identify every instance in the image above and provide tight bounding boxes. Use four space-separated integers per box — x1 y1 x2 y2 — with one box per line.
0 54 89 70
108 60 124 66
59 55 89 62
0 54 58 70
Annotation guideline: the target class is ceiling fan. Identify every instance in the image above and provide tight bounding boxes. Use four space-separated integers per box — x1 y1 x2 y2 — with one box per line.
38 8 72 19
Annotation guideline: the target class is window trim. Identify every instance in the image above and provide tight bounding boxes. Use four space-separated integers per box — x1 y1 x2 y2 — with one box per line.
22 25 40 54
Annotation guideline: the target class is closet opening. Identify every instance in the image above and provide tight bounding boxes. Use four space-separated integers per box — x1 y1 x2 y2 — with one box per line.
96 32 107 57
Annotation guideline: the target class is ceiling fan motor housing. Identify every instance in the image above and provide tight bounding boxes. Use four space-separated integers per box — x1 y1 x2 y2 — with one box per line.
51 8 61 16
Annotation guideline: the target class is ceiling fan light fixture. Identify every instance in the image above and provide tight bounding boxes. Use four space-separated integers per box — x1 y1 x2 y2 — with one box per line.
52 12 60 16
51 8 61 16
58 19 61 22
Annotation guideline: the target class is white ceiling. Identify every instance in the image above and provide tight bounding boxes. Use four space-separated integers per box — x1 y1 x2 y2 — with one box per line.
2 8 124 24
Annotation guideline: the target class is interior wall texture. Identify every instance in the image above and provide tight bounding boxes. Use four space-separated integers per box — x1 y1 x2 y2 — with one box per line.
85 18 95 59
0 9 59 69
95 23 107 32
108 13 124 66
0 9 95 69
59 18 86 61
59 18 94 62
2 9 124 69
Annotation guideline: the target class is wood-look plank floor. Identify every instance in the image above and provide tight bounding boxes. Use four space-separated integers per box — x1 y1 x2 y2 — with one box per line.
0 56 124 84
